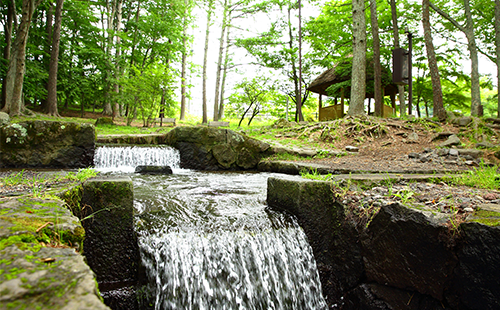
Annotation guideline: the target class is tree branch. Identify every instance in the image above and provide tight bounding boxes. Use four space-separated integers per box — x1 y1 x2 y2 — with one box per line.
428 1 465 33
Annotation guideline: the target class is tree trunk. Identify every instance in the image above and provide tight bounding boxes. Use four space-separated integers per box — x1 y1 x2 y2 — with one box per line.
287 7 304 122
429 0 480 116
40 2 53 111
218 13 231 121
202 0 214 124
423 0 446 121
349 0 367 116
1 0 15 110
46 0 64 117
370 0 382 117
113 0 123 119
3 0 42 116
390 0 406 116
496 0 500 118
180 0 189 121
213 0 229 122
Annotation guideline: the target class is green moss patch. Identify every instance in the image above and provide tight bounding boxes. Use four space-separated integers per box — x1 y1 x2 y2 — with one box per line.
469 208 500 227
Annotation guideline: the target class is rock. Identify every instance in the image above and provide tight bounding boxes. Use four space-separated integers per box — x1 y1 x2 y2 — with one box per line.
273 118 294 128
436 148 449 156
164 126 271 170
452 117 472 127
343 283 445 310
346 145 359 152
457 149 483 159
267 177 364 306
445 223 500 309
476 142 496 149
0 196 107 309
0 121 95 168
0 111 9 126
135 165 173 174
95 117 114 125
408 153 420 159
0 246 109 310
362 203 456 300
439 134 461 147
408 132 419 142
449 148 459 156
80 177 140 308
431 132 454 141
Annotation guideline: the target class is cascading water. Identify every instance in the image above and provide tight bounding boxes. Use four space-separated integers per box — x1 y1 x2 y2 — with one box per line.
94 146 180 173
94 146 327 309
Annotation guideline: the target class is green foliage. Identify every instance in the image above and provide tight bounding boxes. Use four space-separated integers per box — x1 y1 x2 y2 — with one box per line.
447 164 499 190
118 63 178 127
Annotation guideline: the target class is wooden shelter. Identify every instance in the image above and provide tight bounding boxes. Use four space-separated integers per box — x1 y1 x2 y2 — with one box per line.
307 60 399 121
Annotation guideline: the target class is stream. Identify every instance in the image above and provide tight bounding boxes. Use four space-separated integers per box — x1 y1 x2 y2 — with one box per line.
95 146 327 310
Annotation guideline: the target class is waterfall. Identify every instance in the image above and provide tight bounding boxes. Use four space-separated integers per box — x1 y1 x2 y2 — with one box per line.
94 146 180 173
134 171 328 310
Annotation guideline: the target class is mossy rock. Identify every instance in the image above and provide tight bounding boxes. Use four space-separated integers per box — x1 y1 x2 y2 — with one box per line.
95 117 114 126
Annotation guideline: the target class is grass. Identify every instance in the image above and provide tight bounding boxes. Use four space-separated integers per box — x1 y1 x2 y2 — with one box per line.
0 168 99 197
447 163 499 190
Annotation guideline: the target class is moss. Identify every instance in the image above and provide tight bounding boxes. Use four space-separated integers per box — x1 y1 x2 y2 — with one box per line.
470 209 500 226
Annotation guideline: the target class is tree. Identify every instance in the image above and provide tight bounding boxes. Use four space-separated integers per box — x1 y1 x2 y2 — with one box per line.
213 0 230 121
227 76 271 126
429 0 481 116
422 0 446 121
2 0 44 116
348 0 366 116
1 0 15 110
202 0 215 124
236 0 309 121
46 0 64 117
369 0 382 117
390 0 407 116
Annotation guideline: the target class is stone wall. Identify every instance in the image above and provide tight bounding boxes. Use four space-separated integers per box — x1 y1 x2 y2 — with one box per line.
80 177 141 310
267 177 500 310
0 120 95 168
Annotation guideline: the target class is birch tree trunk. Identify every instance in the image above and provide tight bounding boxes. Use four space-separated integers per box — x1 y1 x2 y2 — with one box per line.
46 0 64 116
423 0 446 121
390 0 406 116
349 0 367 116
370 0 382 117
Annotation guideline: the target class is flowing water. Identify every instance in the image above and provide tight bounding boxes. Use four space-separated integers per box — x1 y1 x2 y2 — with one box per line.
95 146 327 310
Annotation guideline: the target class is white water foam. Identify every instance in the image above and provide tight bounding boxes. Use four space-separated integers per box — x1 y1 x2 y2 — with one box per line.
94 146 180 173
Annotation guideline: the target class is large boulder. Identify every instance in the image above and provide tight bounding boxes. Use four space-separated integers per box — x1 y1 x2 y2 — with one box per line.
361 204 457 301
164 126 272 170
445 222 500 310
0 120 95 168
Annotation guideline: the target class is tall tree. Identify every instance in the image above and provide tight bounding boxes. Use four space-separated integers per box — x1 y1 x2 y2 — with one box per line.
429 0 481 116
202 0 215 124
2 0 44 116
423 0 446 120
1 0 15 110
369 0 382 117
180 0 191 121
390 0 406 116
46 0 64 117
349 0 366 116
113 0 123 119
213 0 229 121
